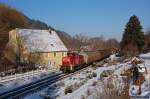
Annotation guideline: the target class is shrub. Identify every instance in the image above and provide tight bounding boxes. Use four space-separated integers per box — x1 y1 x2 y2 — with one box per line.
92 81 97 86
100 70 114 78
80 95 86 99
65 85 73 94
86 74 93 79
74 82 80 90
96 77 129 99
43 95 51 99
92 72 97 77
100 71 108 78
86 70 92 74
92 63 98 69
86 89 92 97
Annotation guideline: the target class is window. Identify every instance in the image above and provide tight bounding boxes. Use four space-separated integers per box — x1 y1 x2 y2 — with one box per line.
48 53 51 57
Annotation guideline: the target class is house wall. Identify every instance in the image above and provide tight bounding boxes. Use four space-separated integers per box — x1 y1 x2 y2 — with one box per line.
30 52 67 69
47 52 67 69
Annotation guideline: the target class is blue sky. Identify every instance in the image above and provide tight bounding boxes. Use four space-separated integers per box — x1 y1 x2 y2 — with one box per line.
0 0 150 41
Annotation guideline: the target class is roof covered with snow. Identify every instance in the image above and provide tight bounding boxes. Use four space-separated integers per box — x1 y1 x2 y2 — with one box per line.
16 28 68 52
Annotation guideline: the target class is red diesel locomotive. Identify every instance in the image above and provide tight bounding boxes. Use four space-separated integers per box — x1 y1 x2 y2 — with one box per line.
60 52 85 72
60 50 110 72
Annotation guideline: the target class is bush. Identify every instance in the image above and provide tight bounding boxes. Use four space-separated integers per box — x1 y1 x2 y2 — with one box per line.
86 70 92 74
65 85 73 94
43 95 51 99
74 82 80 89
92 72 97 77
100 70 114 78
86 89 92 96
100 72 108 78
80 95 86 99
86 74 93 79
92 63 98 69
97 79 129 99
92 81 97 86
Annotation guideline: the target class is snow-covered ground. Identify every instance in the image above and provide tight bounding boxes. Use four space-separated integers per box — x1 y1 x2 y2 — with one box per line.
4 53 149 99
129 53 150 98
25 55 131 99
0 69 59 94
25 66 116 99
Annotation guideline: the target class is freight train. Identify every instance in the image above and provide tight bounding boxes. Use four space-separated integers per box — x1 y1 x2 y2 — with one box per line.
60 50 110 72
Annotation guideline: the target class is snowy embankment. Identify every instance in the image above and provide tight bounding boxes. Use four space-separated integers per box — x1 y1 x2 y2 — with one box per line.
58 66 115 99
129 52 150 98
25 55 132 99
19 53 150 99
0 69 59 94
57 56 132 99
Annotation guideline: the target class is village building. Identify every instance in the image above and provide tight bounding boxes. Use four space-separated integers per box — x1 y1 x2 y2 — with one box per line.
6 28 68 70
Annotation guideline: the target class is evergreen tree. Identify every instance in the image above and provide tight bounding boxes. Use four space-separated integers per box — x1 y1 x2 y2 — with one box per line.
121 15 144 56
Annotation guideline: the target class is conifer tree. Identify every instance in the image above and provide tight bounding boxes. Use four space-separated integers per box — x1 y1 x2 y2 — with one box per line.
121 15 144 56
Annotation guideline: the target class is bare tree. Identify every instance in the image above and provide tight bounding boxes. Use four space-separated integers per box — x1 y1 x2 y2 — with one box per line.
74 33 89 51
143 31 150 53
106 38 120 52
88 36 107 50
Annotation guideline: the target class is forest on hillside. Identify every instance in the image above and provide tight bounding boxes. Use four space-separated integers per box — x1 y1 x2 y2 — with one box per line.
0 4 120 55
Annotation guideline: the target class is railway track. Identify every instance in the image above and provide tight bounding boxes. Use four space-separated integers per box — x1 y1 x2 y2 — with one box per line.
0 60 105 99
0 69 55 83
0 72 64 99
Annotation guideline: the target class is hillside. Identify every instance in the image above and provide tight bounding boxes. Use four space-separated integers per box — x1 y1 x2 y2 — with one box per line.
0 4 78 57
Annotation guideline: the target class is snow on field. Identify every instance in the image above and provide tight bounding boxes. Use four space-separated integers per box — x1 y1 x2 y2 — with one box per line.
0 69 59 94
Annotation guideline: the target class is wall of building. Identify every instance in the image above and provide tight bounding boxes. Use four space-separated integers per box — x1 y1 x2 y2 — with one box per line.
47 52 67 69
29 52 67 69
